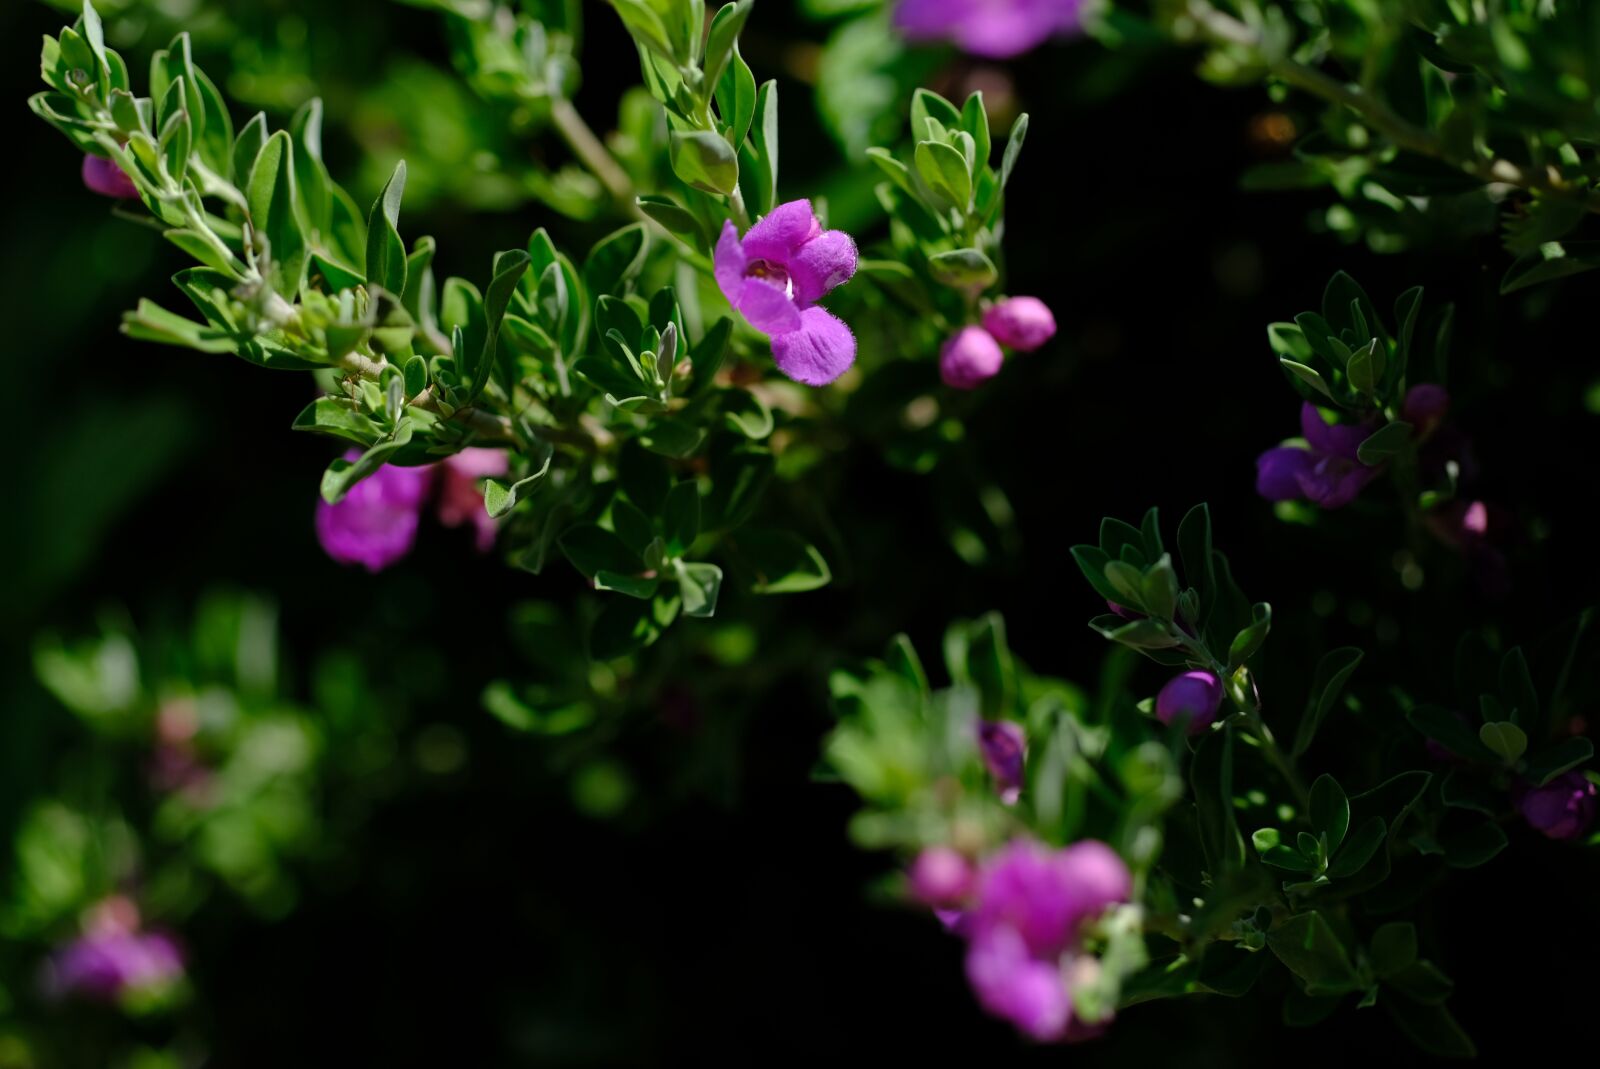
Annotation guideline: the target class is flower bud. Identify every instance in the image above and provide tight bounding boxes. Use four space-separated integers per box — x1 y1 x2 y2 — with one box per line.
82 154 138 199
979 719 1026 804
982 296 1057 351
1155 670 1224 734
909 846 977 908
1402 383 1450 438
939 326 1005 389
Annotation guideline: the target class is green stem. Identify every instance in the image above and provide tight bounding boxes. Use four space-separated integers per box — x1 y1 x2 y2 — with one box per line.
550 96 636 208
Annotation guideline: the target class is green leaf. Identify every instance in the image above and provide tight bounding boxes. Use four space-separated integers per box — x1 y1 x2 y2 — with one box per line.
588 592 679 660
1384 961 1455 1005
1308 774 1351 851
246 130 307 298
1477 720 1527 763
121 299 237 354
1441 819 1508 868
291 397 380 445
662 481 701 556
585 224 649 299
637 196 703 245
560 524 640 579
1370 923 1417 979
483 446 554 519
914 140 972 211
739 79 779 217
469 249 533 401
1227 602 1272 668
1498 647 1538 725
1355 420 1412 465
1500 240 1600 294
670 127 739 195
721 389 773 438
675 560 723 617
738 529 831 593
1327 816 1385 878
927 248 998 288
1292 647 1364 756
1192 726 1245 874
1383 998 1475 1058
1280 358 1335 400
1522 737 1594 786
319 421 416 504
999 112 1028 188
960 91 991 168
1407 705 1496 762
595 570 661 599
1267 912 1362 995
619 442 671 513
365 160 408 296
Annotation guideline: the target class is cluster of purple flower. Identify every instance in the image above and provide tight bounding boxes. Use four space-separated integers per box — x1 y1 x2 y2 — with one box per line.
1516 771 1598 841
894 0 1088 59
908 839 1131 1041
316 447 507 571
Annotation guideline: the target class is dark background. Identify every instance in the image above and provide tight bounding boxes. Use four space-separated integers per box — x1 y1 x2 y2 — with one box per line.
3 1 1596 1064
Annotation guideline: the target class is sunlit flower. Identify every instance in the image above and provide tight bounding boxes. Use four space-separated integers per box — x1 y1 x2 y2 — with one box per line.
940 325 1004 389
894 0 1087 59
1256 403 1379 508
82 154 138 199
983 296 1057 351
315 451 433 571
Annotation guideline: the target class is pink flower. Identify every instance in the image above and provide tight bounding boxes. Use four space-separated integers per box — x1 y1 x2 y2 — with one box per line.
909 847 977 908
895 0 1087 59
82 154 138 199
435 447 509 552
315 451 433 571
983 296 1057 351
1155 671 1224 735
940 326 1004 389
714 200 859 386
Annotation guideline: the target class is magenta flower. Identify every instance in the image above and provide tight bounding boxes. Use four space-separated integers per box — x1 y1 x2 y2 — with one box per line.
315 451 433 571
962 839 1130 1042
1256 403 1380 508
979 720 1026 804
82 154 138 199
909 846 977 908
894 0 1086 59
435 447 509 552
983 296 1057 351
940 326 1004 389
714 200 858 386
1514 771 1597 840
1155 670 1224 734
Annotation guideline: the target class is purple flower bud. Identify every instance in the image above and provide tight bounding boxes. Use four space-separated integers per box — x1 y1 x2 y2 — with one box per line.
714 200 858 385
1155 671 1224 735
44 930 184 1002
895 0 1087 60
315 451 434 572
909 847 977 908
1402 383 1450 438
1515 771 1597 840
940 326 1005 389
82 154 139 199
979 720 1026 803
982 296 1057 351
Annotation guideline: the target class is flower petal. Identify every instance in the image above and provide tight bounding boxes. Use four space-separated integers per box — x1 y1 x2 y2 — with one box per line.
742 199 820 263
713 220 747 307
1255 446 1312 501
769 306 856 386
787 228 859 304
737 276 802 335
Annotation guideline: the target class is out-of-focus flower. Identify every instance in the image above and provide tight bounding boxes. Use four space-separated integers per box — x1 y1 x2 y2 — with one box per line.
1256 403 1379 508
435 447 509 552
940 326 1005 389
43 900 184 1003
909 846 977 908
1155 670 1224 735
961 839 1130 1041
1402 383 1450 439
894 0 1087 60
315 451 433 572
82 154 138 199
714 199 858 386
1424 499 1510 597
979 719 1026 803
1514 771 1597 840
983 297 1057 351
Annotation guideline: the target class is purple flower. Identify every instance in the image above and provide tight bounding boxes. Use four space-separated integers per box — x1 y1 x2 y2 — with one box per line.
435 447 509 552
979 720 1026 803
895 0 1086 59
962 839 1130 1042
1155 670 1224 735
315 451 433 571
1515 771 1597 840
1402 383 1450 439
82 154 139 199
940 326 1005 389
983 296 1057 351
44 930 184 1002
714 200 858 386
1256 403 1380 509
909 847 977 908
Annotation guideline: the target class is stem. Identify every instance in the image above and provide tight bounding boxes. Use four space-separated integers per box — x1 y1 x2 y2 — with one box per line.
728 185 752 231
1183 0 1600 211
550 96 636 208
